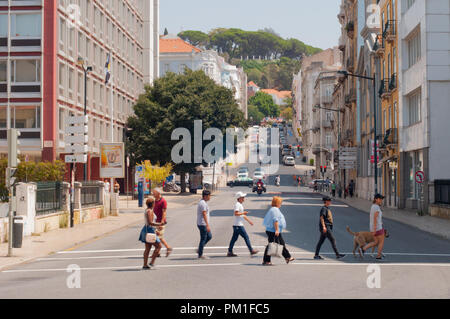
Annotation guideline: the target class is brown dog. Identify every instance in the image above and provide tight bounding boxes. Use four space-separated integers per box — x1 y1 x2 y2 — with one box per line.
346 226 389 258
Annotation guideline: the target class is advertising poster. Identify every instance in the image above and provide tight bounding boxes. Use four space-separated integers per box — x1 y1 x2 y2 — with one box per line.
100 143 125 178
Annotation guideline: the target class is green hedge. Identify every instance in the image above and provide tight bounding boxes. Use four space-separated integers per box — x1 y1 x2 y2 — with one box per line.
0 158 66 202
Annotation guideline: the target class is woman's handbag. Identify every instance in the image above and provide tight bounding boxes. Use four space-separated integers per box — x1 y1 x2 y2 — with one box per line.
145 225 157 244
267 236 282 257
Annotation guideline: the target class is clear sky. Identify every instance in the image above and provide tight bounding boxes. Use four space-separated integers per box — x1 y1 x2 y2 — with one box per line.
160 0 341 50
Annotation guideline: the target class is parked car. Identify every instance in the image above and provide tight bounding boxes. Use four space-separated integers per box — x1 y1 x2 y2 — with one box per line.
284 156 295 166
227 177 254 187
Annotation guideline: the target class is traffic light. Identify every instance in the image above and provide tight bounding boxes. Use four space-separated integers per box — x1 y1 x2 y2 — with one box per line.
320 166 323 173
324 166 327 173
8 129 21 167
297 145 300 152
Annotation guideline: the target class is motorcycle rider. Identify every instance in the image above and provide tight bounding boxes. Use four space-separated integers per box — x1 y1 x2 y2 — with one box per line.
256 179 264 194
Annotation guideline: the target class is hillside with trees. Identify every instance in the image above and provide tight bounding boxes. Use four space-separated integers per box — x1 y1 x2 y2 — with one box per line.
178 28 322 91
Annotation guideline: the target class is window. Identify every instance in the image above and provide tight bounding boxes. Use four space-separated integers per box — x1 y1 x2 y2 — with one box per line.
407 90 421 125
408 31 421 68
0 61 6 82
406 150 422 199
393 102 397 128
383 109 387 131
325 133 332 147
11 60 41 83
405 0 415 11
13 13 41 38
12 105 41 129
0 14 7 37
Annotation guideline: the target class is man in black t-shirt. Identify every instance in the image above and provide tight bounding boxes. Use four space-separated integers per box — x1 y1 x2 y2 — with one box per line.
314 196 346 260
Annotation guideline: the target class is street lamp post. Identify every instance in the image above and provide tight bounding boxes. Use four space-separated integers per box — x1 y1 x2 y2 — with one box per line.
338 70 378 194
77 58 92 181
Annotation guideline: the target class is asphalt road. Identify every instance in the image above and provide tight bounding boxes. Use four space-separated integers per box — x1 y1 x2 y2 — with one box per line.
0 127 449 299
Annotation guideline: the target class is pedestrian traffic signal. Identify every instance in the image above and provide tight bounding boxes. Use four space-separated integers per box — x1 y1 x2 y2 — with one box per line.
324 166 327 173
8 129 21 168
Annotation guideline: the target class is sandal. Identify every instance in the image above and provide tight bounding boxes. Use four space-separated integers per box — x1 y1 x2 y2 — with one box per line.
166 248 173 257
262 262 273 266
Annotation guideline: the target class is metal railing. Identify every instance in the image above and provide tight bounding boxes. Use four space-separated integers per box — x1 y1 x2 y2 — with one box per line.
435 180 450 205
36 182 62 216
81 181 102 208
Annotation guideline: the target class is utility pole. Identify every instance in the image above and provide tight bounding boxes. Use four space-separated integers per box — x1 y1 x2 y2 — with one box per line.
7 129 20 257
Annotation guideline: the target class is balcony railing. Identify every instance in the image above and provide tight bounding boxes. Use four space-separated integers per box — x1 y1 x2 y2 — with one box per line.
379 74 397 99
373 35 385 56
383 128 398 147
383 20 397 42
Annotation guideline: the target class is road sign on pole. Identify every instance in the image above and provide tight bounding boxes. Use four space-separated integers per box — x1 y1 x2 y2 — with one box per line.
415 171 425 184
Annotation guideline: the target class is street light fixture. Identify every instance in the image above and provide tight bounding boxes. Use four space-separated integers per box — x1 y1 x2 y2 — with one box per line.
338 70 379 194
77 57 92 181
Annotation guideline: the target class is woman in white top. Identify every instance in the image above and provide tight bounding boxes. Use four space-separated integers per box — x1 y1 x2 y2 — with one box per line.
227 192 259 257
362 194 386 260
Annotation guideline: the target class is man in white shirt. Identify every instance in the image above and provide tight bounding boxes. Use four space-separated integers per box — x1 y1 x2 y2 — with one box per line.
227 192 259 257
197 190 212 259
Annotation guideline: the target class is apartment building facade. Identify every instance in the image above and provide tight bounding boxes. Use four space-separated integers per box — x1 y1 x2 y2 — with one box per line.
398 0 450 214
293 48 342 170
0 0 159 182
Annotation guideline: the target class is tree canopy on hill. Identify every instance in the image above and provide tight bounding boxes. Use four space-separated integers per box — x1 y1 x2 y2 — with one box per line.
178 28 322 61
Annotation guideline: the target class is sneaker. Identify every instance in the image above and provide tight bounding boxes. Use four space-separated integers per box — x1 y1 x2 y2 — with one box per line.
250 250 259 256
227 252 238 257
198 255 209 260
314 255 324 260
336 254 346 259
376 255 385 260
142 265 150 270
285 257 295 264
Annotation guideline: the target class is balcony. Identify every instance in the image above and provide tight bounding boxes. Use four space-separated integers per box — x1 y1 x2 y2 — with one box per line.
379 79 391 99
344 88 356 106
379 74 397 99
343 129 354 141
346 56 355 72
345 21 355 39
373 35 385 57
382 20 397 43
338 35 346 52
383 128 398 147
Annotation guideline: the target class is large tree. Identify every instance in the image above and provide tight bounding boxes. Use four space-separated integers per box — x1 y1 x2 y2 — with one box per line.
248 91 280 118
126 70 247 192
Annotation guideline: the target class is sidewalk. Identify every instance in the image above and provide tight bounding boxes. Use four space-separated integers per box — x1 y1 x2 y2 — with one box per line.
328 193 450 240
0 191 204 271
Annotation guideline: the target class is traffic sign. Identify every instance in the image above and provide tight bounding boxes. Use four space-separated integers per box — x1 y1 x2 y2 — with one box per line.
65 154 87 163
66 115 88 125
65 135 89 144
65 144 89 154
65 125 88 134
415 171 425 184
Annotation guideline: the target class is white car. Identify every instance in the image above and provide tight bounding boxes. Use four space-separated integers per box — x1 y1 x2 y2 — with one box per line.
237 172 249 179
253 171 265 180
284 156 295 166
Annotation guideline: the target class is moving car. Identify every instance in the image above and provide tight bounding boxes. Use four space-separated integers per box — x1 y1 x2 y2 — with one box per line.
283 156 295 166
308 179 328 189
253 170 265 180
237 171 249 179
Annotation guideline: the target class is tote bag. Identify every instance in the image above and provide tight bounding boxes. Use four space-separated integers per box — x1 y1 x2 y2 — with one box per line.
267 237 282 257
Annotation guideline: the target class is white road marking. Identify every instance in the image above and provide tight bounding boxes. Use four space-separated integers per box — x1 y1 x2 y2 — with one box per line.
57 246 267 254
38 251 450 261
3 262 450 274
283 203 349 207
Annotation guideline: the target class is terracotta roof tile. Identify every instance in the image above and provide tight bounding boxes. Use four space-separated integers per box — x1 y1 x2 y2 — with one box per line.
160 38 202 53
